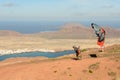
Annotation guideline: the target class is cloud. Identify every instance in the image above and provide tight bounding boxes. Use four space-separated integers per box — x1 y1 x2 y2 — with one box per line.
2 2 16 7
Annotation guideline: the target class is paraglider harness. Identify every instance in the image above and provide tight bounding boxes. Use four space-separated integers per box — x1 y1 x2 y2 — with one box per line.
97 28 106 42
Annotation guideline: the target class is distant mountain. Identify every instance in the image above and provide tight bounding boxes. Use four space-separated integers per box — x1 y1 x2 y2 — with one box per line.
104 27 120 38
0 23 120 38
0 30 21 36
36 23 120 39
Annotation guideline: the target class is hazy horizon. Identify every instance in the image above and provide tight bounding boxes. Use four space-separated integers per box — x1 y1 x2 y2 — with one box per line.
0 21 120 34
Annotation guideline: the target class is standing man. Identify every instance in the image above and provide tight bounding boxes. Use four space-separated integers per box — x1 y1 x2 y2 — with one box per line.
73 46 81 59
91 23 106 52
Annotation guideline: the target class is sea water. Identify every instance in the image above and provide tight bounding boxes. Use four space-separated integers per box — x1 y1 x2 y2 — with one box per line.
0 50 75 61
0 21 119 34
0 21 64 34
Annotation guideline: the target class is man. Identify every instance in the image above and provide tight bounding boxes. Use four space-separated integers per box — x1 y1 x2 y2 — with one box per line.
91 23 106 52
73 46 81 59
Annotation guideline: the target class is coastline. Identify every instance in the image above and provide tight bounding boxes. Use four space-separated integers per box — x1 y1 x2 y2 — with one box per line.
0 37 119 56
0 48 55 55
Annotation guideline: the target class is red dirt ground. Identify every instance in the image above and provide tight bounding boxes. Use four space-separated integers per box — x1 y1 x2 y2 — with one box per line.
0 44 120 80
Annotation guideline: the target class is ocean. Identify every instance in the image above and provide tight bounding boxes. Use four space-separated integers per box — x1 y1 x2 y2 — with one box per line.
0 21 64 34
0 21 119 34
0 50 74 61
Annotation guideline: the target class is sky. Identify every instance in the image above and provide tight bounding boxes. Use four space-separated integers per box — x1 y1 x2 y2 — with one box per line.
0 0 120 22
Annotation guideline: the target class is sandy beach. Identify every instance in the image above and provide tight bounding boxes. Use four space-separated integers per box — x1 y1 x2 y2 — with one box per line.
0 36 120 54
